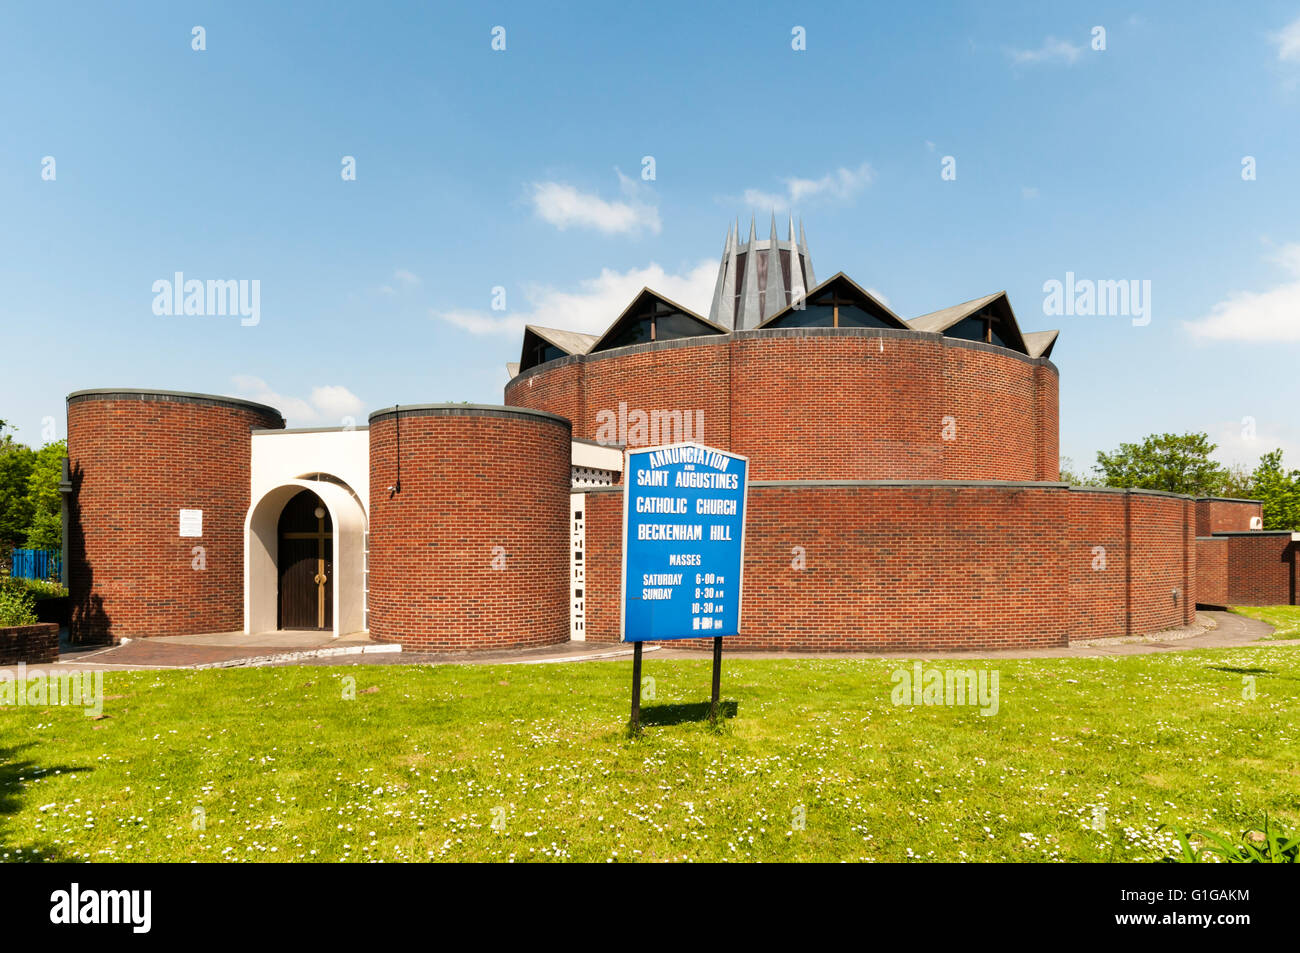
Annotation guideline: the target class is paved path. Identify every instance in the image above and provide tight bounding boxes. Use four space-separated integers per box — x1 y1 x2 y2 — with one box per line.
654 611 1287 661
3 611 1288 676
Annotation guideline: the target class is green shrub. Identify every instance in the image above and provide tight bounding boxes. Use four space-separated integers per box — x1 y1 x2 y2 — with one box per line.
0 579 38 626
19 578 67 600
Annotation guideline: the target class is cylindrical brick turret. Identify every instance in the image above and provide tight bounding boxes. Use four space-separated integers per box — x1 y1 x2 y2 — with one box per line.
66 389 284 643
367 404 571 651
504 328 1061 482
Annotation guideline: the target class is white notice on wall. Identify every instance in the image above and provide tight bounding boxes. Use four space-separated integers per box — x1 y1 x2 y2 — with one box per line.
179 508 203 538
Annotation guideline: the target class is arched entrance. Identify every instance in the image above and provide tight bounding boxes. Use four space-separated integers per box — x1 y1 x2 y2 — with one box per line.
277 489 333 630
244 478 368 638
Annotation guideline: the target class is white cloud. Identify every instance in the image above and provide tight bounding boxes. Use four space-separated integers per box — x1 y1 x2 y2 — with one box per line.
379 268 420 296
1184 243 1300 342
738 162 874 211
231 376 365 427
432 260 718 337
1022 186 1040 199
1007 37 1084 66
1275 16 1300 61
528 170 660 235
1212 418 1300 471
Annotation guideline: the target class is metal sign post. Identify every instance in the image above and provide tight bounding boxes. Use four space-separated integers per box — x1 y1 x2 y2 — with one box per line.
630 642 643 733
620 443 748 731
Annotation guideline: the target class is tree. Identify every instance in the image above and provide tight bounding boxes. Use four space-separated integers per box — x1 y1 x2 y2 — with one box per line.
1216 462 1255 500
0 421 35 547
0 422 65 553
23 439 65 550
1095 432 1225 496
1250 449 1300 531
1058 455 1103 486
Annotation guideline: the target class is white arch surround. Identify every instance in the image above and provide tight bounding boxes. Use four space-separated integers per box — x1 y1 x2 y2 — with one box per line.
244 478 368 638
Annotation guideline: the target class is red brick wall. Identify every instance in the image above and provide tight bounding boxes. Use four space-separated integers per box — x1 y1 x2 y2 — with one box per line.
1066 491 1129 640
1128 493 1196 634
1218 534 1298 606
582 483 1196 651
1035 365 1060 481
1195 499 1262 536
66 391 284 643
506 330 1059 482
0 623 59 665
583 340 732 450
367 406 571 651
1196 537 1228 607
504 360 584 432
940 343 1042 481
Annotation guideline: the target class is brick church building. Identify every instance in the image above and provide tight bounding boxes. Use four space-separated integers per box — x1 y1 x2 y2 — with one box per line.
64 220 1298 652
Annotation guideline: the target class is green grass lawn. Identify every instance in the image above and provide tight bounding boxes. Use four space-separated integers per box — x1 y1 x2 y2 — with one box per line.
2 647 1298 862
1231 605 1300 640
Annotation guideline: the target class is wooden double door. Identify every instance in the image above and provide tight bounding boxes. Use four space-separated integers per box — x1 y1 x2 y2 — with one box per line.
277 490 333 630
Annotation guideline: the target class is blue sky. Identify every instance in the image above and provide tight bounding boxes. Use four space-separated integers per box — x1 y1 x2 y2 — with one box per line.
3 1 1300 473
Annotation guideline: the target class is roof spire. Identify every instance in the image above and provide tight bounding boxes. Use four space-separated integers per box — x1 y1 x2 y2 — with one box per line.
708 222 736 326
763 212 787 321
787 213 806 307
737 215 762 330
799 218 815 288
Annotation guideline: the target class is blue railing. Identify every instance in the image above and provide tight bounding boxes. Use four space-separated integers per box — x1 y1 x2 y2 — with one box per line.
10 548 61 580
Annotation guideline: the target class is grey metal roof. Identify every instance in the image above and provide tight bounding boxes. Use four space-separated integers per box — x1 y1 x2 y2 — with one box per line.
755 272 910 330
588 287 728 353
908 290 1031 354
525 325 599 355
907 292 1005 333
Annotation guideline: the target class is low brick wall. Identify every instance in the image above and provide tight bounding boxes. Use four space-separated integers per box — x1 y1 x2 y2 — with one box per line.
0 623 60 665
1194 498 1262 536
1204 533 1298 606
579 481 1195 651
1196 537 1229 607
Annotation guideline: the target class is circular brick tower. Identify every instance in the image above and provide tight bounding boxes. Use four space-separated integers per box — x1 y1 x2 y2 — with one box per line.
66 389 284 643
367 404 571 651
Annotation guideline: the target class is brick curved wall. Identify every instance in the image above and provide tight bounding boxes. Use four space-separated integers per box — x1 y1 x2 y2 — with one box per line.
1067 490 1196 639
367 406 571 651
578 482 1195 651
66 391 284 643
505 329 1059 482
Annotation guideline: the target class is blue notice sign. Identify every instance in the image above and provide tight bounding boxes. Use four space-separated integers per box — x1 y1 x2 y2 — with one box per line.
621 442 748 642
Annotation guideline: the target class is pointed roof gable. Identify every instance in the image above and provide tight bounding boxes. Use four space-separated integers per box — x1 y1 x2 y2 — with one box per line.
1022 329 1059 359
907 291 1029 354
526 325 599 355
588 288 728 354
756 272 911 330
517 324 599 373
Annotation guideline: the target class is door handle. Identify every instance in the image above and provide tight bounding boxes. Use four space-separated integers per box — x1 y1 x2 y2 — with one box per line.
314 573 327 585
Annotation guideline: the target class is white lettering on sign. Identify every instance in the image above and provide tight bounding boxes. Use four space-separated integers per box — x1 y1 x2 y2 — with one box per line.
179 509 203 538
